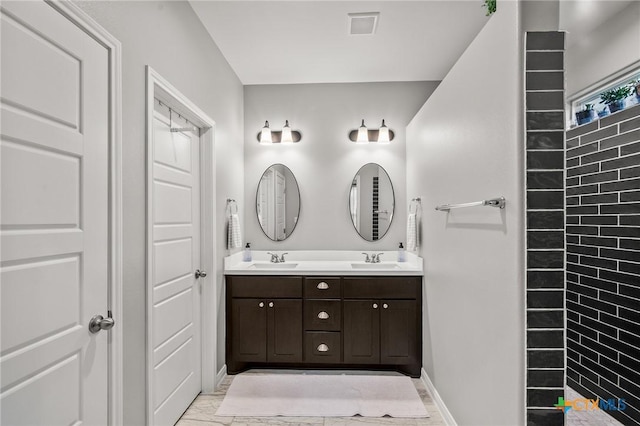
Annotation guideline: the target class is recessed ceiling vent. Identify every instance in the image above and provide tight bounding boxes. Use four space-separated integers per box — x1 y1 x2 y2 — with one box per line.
348 12 379 36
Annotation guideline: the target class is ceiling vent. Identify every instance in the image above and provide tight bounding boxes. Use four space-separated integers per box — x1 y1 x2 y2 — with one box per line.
348 12 379 36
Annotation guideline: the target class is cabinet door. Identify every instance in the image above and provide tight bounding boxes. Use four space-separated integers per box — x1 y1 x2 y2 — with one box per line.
231 298 267 362
380 300 418 365
343 300 380 364
267 299 303 363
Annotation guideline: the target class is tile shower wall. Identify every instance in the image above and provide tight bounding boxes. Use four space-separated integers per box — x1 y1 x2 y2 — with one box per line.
525 31 566 426
566 104 640 425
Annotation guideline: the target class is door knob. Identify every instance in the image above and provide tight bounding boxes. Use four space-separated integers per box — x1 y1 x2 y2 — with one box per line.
318 311 330 320
383 303 389 309
268 302 274 308
259 302 264 308
89 311 115 334
195 269 207 279
373 303 378 309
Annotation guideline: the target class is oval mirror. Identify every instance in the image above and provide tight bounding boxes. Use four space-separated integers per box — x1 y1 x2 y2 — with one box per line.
256 164 301 241
349 163 395 241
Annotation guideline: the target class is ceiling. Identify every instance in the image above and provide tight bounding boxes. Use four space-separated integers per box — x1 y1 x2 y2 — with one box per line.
560 0 635 47
189 1 490 85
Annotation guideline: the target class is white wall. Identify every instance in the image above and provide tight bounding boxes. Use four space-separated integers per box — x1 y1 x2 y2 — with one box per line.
563 1 640 97
73 2 244 424
406 2 524 425
244 82 438 250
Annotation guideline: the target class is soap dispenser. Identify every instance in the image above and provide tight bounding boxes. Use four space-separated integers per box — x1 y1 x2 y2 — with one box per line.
397 242 406 262
243 243 252 262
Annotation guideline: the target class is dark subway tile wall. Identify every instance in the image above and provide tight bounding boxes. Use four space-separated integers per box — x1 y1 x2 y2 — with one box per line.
566 103 640 426
525 32 565 425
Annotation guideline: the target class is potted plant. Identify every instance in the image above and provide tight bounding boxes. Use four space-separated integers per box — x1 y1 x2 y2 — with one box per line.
575 103 595 125
630 79 640 101
600 86 632 114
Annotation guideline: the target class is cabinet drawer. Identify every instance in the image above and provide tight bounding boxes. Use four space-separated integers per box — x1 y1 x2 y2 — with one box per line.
305 332 341 364
304 300 341 331
343 277 420 299
304 277 341 299
228 276 302 298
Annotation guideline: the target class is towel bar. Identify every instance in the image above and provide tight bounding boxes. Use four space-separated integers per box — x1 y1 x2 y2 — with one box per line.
435 197 505 211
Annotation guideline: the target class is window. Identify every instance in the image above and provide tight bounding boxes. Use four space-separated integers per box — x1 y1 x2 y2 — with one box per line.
569 68 640 128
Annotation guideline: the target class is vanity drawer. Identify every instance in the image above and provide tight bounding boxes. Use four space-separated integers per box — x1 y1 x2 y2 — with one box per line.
304 300 341 331
343 277 420 299
304 277 341 299
305 332 341 364
228 276 302 298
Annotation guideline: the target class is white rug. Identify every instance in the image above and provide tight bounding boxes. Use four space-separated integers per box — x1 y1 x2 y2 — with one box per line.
215 373 430 418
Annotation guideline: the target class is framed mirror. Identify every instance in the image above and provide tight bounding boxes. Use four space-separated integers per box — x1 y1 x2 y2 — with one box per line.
256 164 301 241
349 163 394 241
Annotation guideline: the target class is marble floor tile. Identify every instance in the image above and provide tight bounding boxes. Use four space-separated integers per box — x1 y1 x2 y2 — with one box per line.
565 387 625 426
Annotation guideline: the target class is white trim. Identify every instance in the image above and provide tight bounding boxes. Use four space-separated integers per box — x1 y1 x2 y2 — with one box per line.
145 66 218 422
420 368 457 426
214 365 228 392
47 1 124 425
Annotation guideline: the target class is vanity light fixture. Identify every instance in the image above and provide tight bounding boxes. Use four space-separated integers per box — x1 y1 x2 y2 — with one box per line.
377 119 390 144
259 121 272 144
256 120 302 144
356 119 369 144
348 119 395 144
281 120 293 144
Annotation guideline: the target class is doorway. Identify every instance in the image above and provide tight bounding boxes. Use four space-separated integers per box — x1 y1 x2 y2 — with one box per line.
146 67 217 425
0 1 122 424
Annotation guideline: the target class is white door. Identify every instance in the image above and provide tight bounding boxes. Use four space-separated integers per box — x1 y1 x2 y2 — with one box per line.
1 1 110 424
274 169 286 241
150 100 201 425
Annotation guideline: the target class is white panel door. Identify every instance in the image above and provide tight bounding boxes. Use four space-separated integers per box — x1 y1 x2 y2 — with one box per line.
151 101 201 425
274 169 286 241
0 1 110 425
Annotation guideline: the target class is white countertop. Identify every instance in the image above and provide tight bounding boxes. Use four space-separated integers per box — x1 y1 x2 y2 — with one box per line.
224 250 423 276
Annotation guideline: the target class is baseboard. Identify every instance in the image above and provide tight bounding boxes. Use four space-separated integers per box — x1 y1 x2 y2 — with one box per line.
421 368 457 426
215 365 227 389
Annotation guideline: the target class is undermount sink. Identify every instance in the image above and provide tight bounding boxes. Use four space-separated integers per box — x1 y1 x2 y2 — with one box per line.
351 263 400 269
248 263 299 269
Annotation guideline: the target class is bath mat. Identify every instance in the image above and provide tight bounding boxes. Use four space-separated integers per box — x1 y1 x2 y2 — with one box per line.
215 373 429 418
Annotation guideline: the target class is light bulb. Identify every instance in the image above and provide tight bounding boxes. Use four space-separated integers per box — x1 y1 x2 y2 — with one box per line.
377 119 390 144
356 119 369 144
259 121 272 144
281 120 293 144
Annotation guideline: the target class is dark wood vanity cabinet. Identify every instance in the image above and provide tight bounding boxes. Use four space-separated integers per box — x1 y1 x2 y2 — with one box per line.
226 275 421 377
227 276 303 370
343 277 420 373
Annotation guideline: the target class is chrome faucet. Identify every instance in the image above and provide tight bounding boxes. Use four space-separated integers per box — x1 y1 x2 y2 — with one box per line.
371 253 383 263
267 252 288 263
362 252 371 263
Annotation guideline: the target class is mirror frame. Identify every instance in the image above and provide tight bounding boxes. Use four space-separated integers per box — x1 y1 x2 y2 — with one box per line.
255 163 301 242
348 162 395 242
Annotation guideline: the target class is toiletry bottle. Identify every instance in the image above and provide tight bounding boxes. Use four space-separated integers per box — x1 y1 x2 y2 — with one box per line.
243 243 252 262
398 242 406 262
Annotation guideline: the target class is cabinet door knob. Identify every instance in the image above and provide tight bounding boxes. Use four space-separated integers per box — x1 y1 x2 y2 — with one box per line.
268 301 274 308
383 303 389 309
373 303 378 309
317 311 329 320
259 302 264 308
317 343 329 352
317 282 329 290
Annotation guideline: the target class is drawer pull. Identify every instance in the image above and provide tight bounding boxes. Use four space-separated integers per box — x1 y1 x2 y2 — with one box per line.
268 302 274 308
317 311 330 320
373 303 378 309
383 303 389 309
259 302 264 308
317 343 329 352
317 282 329 290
